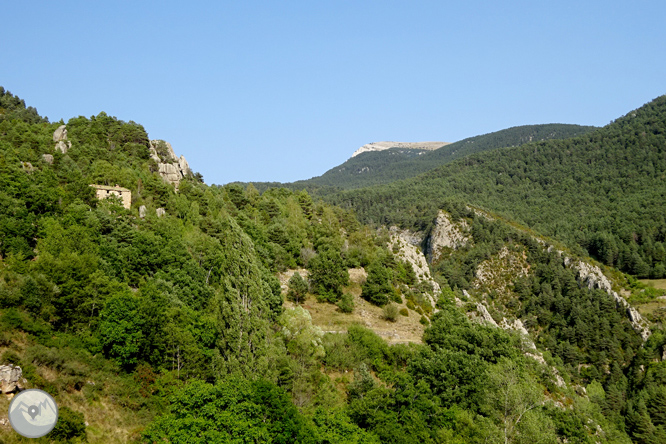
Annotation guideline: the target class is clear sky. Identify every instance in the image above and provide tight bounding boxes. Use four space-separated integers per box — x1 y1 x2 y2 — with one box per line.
3 1 665 185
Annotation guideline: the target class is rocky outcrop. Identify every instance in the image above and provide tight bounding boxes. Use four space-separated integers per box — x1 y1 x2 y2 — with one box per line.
0 364 23 394
388 227 439 309
53 125 71 154
565 258 651 341
150 140 191 188
53 125 67 141
475 303 566 388
351 141 448 158
473 246 529 294
476 302 498 327
425 211 470 263
20 161 35 172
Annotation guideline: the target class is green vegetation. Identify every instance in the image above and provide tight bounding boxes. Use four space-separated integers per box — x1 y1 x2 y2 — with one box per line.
245 124 596 194
329 96 666 279
2 88 666 444
294 123 597 191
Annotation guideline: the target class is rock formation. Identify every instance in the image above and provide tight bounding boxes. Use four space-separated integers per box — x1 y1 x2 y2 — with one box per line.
0 364 23 394
42 154 54 164
53 125 72 154
139 205 147 218
149 140 192 188
564 258 651 341
388 227 439 309
425 211 470 263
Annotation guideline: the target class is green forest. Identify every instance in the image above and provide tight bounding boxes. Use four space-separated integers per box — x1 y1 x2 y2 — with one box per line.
288 123 597 191
328 96 666 279
1 87 666 444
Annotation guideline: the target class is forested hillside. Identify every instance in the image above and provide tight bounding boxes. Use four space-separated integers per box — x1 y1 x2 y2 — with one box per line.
1 88 665 444
329 96 666 278
290 124 597 191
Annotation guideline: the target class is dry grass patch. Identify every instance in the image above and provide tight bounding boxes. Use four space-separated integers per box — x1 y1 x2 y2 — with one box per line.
282 268 425 344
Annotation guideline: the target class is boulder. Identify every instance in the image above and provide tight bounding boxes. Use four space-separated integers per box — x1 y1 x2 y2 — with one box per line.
55 140 71 154
0 364 23 394
156 208 166 217
139 205 147 218
42 154 54 164
53 125 67 142
20 161 35 172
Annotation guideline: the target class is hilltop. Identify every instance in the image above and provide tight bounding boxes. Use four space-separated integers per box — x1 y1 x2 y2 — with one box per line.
351 141 448 158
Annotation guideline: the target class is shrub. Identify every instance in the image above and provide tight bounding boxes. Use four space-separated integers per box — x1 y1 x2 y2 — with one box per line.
383 304 399 322
419 315 430 326
287 272 308 304
1 350 22 366
399 308 408 317
337 293 354 313
50 406 86 442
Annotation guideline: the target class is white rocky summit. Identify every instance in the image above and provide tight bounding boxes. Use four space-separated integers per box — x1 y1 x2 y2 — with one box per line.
351 141 449 158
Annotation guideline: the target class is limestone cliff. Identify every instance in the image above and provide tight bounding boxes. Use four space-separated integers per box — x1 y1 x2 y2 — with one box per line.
149 140 192 188
388 227 439 309
425 211 470 263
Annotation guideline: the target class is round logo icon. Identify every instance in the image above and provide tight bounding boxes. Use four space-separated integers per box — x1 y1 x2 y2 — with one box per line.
8 389 59 438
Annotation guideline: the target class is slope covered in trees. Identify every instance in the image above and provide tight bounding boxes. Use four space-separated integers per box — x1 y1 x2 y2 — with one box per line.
1 88 665 444
329 96 666 278
290 123 597 191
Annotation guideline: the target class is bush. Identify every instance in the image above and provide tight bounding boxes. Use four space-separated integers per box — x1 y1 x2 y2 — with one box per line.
419 315 430 326
287 272 308 304
399 308 408 317
50 406 86 442
1 350 22 366
406 300 416 311
337 293 354 313
383 304 399 322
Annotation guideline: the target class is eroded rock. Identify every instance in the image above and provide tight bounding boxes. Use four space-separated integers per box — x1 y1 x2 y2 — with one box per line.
0 364 23 394
425 211 469 263
566 259 651 341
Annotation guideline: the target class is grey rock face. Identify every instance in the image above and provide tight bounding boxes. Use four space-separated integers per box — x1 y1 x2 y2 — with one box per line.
139 205 147 218
0 364 23 394
388 226 438 310
158 162 183 186
150 140 192 188
53 125 67 142
55 140 71 154
53 125 72 153
178 155 191 176
476 303 498 327
425 211 469 263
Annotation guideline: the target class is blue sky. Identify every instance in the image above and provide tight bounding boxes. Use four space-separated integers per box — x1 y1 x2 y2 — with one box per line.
3 1 665 184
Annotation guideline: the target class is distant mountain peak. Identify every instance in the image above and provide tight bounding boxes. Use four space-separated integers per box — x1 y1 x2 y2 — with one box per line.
351 141 449 158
